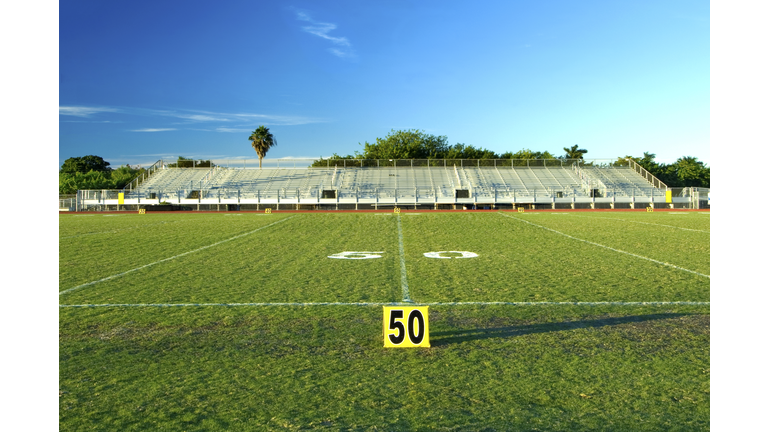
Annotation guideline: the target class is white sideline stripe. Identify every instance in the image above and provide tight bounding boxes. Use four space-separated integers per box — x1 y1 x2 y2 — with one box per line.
59 301 710 308
569 214 709 233
499 213 710 278
396 214 412 302
59 216 297 296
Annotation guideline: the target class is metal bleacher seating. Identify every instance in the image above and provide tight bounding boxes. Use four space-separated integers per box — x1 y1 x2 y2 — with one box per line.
127 162 662 204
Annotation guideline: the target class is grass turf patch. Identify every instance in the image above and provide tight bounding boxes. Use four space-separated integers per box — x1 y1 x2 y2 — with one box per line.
60 304 709 431
59 211 710 430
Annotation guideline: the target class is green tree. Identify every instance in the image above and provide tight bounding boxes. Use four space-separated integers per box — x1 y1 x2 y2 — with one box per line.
444 143 499 159
167 156 213 168
666 156 710 188
110 165 143 189
562 145 588 160
614 153 710 188
357 129 501 160
59 171 113 194
60 155 112 173
360 129 450 160
249 126 278 169
311 153 360 168
501 149 556 160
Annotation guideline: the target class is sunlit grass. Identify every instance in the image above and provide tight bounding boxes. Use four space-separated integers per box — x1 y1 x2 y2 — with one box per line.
59 211 709 430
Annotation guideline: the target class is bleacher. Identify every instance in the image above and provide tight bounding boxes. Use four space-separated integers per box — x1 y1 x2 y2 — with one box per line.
580 166 658 197
122 161 666 208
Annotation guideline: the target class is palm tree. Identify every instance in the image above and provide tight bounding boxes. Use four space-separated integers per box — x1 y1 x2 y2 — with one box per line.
249 126 277 169
563 144 588 160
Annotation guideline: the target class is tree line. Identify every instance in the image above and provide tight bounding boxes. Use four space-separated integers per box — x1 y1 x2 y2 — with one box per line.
615 152 710 188
59 128 709 194
311 129 709 188
59 156 145 194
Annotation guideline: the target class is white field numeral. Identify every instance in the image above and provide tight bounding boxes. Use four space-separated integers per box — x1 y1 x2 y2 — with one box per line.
328 251 385 260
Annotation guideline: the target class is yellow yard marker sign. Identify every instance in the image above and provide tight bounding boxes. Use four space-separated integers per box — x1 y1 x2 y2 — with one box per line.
383 306 430 348
265 208 272 214
138 209 146 214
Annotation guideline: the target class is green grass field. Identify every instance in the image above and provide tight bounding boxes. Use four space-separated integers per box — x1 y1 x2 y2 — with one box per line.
59 210 710 431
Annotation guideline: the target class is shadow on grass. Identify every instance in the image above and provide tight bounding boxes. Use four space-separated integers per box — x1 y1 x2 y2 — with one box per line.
430 313 692 346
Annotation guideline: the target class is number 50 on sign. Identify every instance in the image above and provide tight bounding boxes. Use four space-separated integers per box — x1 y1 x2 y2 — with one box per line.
383 306 430 348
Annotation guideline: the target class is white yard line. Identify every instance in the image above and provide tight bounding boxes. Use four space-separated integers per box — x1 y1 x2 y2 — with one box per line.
567 214 709 233
500 213 710 278
396 214 412 302
60 301 710 308
59 216 297 296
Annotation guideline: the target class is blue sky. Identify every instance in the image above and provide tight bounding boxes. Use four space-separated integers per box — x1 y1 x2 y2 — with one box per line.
59 0 710 168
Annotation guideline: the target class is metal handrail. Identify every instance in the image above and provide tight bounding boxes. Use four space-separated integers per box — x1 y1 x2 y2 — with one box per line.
122 159 163 193
628 159 667 189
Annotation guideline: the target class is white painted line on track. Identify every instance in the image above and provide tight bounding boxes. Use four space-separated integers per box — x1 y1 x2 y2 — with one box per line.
567 214 709 233
396 214 412 302
60 301 710 308
59 215 297 296
499 213 710 278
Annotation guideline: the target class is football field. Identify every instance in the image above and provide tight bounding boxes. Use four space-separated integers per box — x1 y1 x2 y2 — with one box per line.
59 211 710 430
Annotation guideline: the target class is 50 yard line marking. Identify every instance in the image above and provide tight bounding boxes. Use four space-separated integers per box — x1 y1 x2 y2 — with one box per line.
59 216 297 296
499 213 710 278
396 214 412 302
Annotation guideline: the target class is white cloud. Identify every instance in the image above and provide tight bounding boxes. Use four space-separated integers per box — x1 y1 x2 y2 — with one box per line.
328 48 354 58
169 113 233 122
58 105 326 128
59 106 120 117
231 113 325 126
296 11 355 59
130 128 177 132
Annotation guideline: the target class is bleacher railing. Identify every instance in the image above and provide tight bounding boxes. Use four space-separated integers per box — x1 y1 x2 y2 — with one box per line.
157 158 629 169
122 159 163 193
628 159 667 190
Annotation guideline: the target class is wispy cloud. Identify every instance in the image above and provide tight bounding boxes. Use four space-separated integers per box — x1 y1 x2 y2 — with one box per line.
59 106 120 117
58 105 326 128
130 128 177 132
166 113 233 122
148 108 324 126
296 11 355 59
61 120 118 123
216 127 253 133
